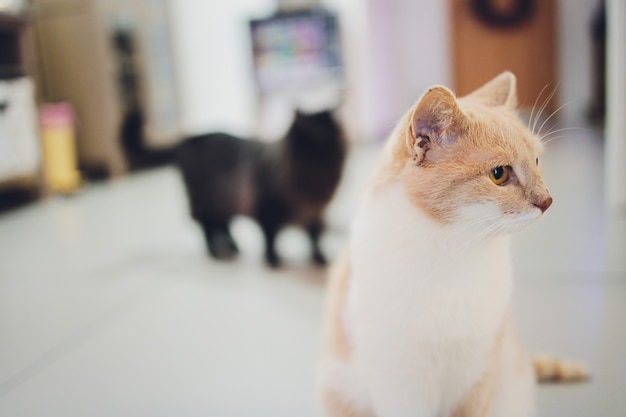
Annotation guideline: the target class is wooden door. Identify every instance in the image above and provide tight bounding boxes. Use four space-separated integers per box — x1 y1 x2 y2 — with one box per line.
451 0 557 111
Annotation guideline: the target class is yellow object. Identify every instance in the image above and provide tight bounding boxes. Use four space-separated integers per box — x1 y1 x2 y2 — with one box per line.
40 103 81 193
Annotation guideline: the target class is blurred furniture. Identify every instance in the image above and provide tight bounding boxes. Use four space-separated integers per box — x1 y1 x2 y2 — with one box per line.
30 0 180 177
589 0 606 124
103 0 180 151
606 0 626 213
0 7 42 191
450 0 557 111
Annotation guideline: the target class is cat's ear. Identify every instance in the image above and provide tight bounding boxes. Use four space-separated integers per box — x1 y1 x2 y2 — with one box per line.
406 86 466 163
466 71 517 109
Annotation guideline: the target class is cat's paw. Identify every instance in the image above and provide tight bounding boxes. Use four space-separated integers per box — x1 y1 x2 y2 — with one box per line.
312 251 328 266
533 353 590 383
207 235 239 260
208 247 238 261
265 252 282 268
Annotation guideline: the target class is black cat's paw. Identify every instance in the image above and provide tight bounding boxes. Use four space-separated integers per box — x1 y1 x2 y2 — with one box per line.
265 252 282 268
208 246 238 261
312 251 327 267
227 237 239 255
207 235 239 260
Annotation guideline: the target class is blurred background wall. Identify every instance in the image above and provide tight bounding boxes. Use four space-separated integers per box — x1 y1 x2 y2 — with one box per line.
162 0 603 142
170 0 272 138
1 0 623 211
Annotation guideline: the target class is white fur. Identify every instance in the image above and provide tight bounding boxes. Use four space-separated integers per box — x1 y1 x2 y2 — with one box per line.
328 180 536 417
322 357 374 415
490 330 535 417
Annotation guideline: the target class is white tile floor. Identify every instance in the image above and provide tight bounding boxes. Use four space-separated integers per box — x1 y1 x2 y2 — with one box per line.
0 125 625 416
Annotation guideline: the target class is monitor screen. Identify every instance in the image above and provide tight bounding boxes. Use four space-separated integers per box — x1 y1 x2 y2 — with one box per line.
250 9 342 93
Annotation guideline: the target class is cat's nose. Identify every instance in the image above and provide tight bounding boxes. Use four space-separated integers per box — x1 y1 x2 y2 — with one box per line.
535 196 553 213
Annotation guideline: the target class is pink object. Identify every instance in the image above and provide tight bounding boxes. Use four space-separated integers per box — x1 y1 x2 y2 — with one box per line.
39 102 75 128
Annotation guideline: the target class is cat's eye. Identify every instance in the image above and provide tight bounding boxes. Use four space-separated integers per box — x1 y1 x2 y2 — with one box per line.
489 166 510 185
536 157 539 166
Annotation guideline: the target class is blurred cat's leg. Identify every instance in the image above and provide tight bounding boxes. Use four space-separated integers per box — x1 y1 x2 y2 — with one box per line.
307 219 327 266
200 218 239 260
256 216 282 267
257 202 285 267
221 222 239 255
260 223 280 267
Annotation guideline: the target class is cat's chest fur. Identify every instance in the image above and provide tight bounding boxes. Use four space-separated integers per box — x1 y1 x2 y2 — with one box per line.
345 181 513 416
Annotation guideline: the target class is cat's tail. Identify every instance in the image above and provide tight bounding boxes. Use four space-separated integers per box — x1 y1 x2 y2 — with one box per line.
532 353 589 383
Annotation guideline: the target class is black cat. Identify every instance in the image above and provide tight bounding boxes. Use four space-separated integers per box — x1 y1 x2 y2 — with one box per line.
176 110 346 267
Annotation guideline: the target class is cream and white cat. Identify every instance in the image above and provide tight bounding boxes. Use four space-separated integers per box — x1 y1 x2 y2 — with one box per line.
319 72 587 417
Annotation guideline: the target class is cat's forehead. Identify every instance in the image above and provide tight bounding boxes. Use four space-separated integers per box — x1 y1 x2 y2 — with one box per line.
460 101 543 158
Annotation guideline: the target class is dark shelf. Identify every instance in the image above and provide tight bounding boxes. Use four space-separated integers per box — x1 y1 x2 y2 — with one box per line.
0 12 27 29
0 65 25 79
0 12 26 81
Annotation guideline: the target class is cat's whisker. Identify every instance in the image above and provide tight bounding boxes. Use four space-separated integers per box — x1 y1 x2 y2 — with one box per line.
541 126 592 138
456 228 496 255
529 83 551 135
448 210 500 231
447 212 501 238
530 87 549 135
536 99 575 136
442 214 501 249
540 127 592 144
541 136 568 145
532 84 559 135
533 85 559 135
455 219 504 255
541 135 572 145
